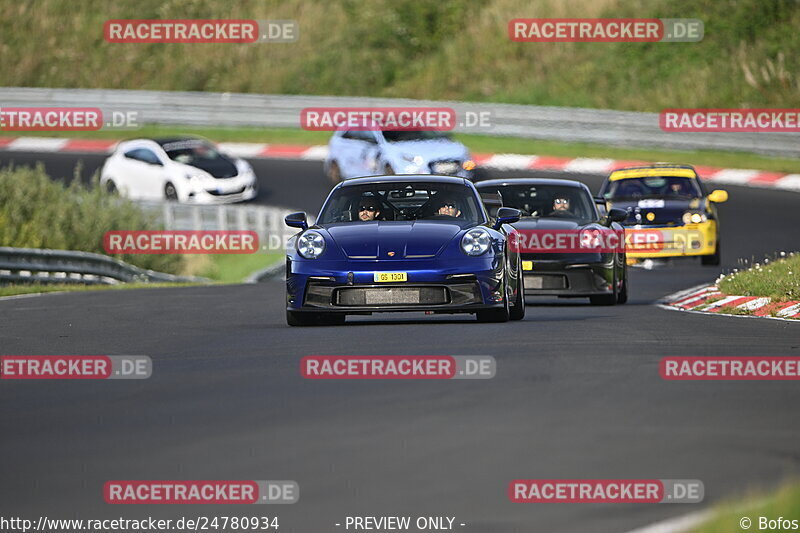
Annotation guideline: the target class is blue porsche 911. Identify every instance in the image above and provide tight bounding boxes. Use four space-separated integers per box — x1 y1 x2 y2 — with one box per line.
284 175 525 326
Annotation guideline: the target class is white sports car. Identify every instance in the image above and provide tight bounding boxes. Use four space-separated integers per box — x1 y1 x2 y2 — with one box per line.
323 129 475 183
100 136 258 203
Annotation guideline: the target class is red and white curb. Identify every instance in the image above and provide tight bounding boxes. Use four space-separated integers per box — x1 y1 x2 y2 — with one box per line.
660 284 800 320
2 136 800 192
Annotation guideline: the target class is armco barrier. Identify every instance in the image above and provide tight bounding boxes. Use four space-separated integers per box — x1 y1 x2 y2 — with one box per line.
2 87 799 157
134 201 309 248
0 246 209 285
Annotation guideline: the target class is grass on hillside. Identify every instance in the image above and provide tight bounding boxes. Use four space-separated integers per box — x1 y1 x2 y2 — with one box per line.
2 0 799 111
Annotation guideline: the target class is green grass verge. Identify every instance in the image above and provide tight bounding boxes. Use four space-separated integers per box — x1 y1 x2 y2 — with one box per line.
689 482 800 533
186 252 283 284
13 125 800 174
0 282 204 298
718 253 800 301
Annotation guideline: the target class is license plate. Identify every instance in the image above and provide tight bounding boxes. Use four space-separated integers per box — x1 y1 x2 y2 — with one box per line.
374 272 408 282
521 261 533 271
526 275 543 289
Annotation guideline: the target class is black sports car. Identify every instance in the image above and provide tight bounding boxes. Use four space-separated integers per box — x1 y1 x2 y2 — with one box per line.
475 178 629 305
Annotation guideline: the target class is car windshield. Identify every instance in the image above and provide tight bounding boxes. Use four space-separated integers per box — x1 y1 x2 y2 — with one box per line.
318 182 484 225
604 176 703 200
161 139 224 165
479 184 597 223
382 130 451 143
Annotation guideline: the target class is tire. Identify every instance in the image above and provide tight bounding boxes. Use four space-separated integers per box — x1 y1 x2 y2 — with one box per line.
327 161 342 184
617 268 629 304
164 182 179 201
509 270 526 321
286 310 345 327
105 180 118 195
476 283 511 323
384 164 395 175
701 241 721 266
590 268 617 306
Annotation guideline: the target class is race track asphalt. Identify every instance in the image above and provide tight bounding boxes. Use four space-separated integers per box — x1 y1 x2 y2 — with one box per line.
1 151 799 532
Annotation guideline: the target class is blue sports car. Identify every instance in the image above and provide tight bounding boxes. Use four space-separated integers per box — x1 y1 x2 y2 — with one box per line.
284 175 524 326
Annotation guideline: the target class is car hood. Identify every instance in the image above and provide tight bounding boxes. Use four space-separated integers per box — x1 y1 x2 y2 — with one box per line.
174 156 239 179
323 221 466 259
387 139 469 161
607 198 703 225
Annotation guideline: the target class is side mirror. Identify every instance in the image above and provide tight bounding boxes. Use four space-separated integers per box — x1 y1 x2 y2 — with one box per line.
493 207 521 229
606 208 628 224
285 212 308 231
708 189 728 203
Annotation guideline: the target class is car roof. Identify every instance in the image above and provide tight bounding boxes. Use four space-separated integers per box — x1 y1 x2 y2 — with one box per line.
608 164 698 181
115 135 207 150
476 177 591 191
339 174 470 187
153 136 207 147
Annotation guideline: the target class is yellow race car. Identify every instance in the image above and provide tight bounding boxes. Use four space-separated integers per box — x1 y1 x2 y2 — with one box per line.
598 165 728 265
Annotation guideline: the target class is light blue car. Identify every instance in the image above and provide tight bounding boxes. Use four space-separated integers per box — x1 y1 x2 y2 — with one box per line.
324 129 475 183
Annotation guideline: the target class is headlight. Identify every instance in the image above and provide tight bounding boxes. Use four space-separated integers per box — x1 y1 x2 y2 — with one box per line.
402 154 424 166
297 231 326 259
462 159 476 171
461 228 491 256
186 174 205 189
682 212 707 224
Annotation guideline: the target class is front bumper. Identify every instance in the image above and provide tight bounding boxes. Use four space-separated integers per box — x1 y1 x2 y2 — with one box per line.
520 258 615 297
625 220 717 258
184 181 258 204
286 257 505 313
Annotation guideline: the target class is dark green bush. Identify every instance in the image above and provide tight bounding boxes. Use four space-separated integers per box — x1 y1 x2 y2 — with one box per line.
0 164 184 274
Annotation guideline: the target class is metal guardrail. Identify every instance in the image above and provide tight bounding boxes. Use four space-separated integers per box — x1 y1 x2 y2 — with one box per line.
0 246 208 285
2 87 799 157
135 201 308 247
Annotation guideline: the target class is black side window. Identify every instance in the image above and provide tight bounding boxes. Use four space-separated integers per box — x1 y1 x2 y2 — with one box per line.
342 130 377 143
125 148 161 165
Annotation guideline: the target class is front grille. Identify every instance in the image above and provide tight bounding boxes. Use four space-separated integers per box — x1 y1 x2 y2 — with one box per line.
207 185 246 196
335 286 449 306
524 274 568 290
